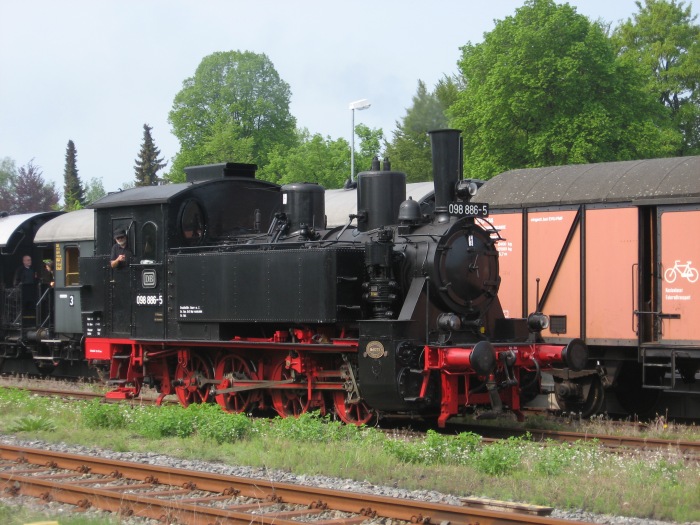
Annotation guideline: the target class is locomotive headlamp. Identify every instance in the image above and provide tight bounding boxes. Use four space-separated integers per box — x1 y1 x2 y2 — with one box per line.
527 312 550 332
437 312 462 332
455 180 480 200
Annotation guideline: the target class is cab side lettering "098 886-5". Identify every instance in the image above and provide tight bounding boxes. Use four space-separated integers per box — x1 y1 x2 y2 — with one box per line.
135 294 163 306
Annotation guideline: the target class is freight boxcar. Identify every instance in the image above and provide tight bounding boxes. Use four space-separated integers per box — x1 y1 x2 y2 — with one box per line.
474 156 700 418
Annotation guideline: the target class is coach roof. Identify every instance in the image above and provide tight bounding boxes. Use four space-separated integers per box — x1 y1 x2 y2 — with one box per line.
35 208 94 243
0 212 63 248
474 155 700 208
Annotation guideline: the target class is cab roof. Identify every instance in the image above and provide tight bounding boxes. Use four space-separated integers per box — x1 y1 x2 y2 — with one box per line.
89 178 279 209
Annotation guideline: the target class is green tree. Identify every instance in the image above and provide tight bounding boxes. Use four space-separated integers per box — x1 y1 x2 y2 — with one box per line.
434 74 464 111
260 125 383 189
384 80 448 182
261 129 350 189
0 157 17 191
354 124 384 176
0 160 59 213
84 177 106 205
614 0 700 155
134 124 167 186
62 140 84 210
167 50 297 182
450 0 681 179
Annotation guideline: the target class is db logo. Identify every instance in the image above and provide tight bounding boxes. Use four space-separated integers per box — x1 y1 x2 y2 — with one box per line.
142 269 157 288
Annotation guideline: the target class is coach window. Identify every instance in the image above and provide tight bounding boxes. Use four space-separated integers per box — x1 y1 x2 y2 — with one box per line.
65 246 80 286
141 222 157 261
180 199 205 245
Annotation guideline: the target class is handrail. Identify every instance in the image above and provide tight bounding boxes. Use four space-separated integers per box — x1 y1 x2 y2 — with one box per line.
36 285 52 329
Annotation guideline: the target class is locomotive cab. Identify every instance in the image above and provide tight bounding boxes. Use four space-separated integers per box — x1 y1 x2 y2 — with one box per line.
81 164 283 346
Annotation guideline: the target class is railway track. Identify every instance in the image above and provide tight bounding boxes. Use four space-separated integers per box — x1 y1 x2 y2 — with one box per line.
460 423 700 457
3 383 699 456
0 443 594 525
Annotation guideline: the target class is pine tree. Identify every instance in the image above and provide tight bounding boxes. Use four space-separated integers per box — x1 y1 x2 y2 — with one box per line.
134 124 167 186
63 140 85 209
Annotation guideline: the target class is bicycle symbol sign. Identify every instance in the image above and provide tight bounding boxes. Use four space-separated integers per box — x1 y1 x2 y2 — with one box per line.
664 260 699 284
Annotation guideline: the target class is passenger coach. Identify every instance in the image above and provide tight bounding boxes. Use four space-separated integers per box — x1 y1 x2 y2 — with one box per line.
0 211 62 373
33 208 95 372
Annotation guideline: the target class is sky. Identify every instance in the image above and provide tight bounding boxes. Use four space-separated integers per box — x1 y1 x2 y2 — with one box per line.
0 0 663 197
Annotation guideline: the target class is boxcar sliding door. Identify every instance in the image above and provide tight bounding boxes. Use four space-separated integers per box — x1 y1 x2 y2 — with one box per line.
658 206 700 345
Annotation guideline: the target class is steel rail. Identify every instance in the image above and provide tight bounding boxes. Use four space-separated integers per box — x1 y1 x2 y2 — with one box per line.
460 423 700 456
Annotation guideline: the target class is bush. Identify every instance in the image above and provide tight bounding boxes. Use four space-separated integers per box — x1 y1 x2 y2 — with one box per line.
132 404 197 439
473 436 525 475
267 412 369 443
190 404 253 443
383 430 481 465
532 439 577 476
80 400 127 429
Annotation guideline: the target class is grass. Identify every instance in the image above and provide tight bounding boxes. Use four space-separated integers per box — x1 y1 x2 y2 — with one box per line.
453 409 700 442
0 503 121 525
0 387 698 524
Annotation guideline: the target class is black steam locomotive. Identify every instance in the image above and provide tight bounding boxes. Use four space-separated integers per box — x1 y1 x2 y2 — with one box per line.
74 129 585 425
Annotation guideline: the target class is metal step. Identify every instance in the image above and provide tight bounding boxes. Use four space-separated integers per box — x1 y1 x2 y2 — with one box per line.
642 350 676 389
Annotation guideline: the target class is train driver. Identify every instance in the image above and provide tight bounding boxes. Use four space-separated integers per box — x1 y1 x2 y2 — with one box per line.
110 229 132 269
14 254 39 316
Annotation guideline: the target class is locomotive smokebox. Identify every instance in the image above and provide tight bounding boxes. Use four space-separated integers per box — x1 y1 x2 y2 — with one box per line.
356 167 406 232
282 182 326 232
429 129 462 221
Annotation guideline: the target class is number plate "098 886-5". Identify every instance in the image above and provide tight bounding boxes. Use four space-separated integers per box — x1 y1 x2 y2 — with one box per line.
448 202 489 217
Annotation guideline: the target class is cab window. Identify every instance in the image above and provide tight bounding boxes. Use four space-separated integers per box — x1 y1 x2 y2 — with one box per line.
180 200 205 245
141 222 157 261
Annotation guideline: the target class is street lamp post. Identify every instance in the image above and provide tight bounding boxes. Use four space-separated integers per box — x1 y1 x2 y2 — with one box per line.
349 99 371 183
